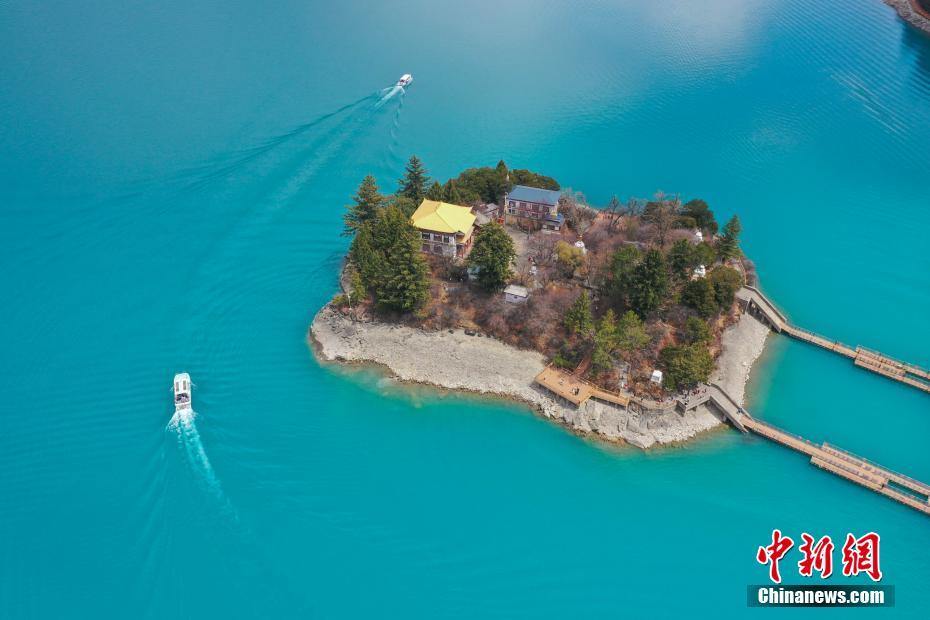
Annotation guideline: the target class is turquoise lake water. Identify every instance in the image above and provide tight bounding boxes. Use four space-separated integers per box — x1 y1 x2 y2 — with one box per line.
2 0 929 617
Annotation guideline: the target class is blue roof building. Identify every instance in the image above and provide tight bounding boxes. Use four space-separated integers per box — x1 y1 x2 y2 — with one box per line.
506 185 561 206
503 185 564 231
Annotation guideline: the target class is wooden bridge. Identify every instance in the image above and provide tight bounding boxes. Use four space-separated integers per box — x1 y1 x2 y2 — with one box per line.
728 408 930 517
534 367 930 517
738 286 930 394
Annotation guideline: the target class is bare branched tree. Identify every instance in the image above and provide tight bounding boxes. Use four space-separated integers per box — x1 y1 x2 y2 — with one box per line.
605 195 624 233
642 191 679 247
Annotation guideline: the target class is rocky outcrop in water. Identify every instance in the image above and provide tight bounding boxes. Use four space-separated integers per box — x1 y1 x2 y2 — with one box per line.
886 0 930 34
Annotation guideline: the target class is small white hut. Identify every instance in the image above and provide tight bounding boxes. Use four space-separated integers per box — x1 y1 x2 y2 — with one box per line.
503 284 529 304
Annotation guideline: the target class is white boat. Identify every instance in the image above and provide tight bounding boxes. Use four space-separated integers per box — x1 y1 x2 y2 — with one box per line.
173 372 192 412
396 73 413 87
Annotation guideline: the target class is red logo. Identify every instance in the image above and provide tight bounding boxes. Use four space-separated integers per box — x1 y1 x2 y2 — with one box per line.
797 533 834 579
841 532 883 582
756 529 794 584
757 530 882 583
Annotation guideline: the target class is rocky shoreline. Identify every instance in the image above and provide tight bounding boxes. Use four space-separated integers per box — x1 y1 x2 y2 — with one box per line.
309 305 770 449
885 0 930 34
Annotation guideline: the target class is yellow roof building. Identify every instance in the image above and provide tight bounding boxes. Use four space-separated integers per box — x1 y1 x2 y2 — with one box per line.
410 200 476 238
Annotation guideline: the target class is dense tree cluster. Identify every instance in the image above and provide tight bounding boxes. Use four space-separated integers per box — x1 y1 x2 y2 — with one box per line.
659 344 715 390
425 160 559 206
350 205 430 312
602 246 670 318
337 155 752 396
342 173 430 312
680 266 743 317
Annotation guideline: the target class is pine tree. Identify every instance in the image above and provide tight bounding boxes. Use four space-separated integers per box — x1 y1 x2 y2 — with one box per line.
564 291 594 336
684 316 710 343
344 175 385 236
616 310 649 351
350 205 430 312
668 239 697 280
629 249 669 318
467 222 515 291
604 245 641 312
397 155 430 205
442 179 463 205
681 199 719 234
717 215 742 260
372 206 429 311
680 278 718 317
495 159 509 179
591 309 619 373
425 181 444 201
659 344 714 391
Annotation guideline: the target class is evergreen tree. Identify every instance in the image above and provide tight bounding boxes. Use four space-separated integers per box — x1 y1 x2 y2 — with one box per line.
629 249 669 317
597 309 619 346
707 266 743 309
425 181 444 201
509 169 559 191
467 222 515 291
350 205 429 312
349 226 378 284
387 194 417 218
591 309 618 373
683 316 710 343
347 266 367 306
563 291 594 336
495 159 509 180
604 245 641 312
343 175 385 236
442 179 463 205
668 239 697 280
659 344 714 390
681 199 719 234
680 278 718 317
616 310 650 351
397 155 430 205
717 215 742 260
693 242 716 268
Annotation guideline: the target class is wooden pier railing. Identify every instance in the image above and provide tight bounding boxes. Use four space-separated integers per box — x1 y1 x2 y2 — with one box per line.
737 287 930 394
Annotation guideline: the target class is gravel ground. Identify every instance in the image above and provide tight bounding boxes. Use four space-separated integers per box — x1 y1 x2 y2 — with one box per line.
310 306 770 449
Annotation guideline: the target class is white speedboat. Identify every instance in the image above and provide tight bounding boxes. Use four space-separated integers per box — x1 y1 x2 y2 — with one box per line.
397 73 413 87
173 372 192 412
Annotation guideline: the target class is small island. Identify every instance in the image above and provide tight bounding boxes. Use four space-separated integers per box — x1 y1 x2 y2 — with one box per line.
311 157 770 448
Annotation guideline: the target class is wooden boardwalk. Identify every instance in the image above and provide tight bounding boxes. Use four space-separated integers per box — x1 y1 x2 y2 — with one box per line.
533 365 930 517
534 366 631 407
738 286 930 394
735 413 930 517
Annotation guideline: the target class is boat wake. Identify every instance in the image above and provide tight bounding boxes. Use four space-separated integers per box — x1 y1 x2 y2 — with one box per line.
183 92 376 190
167 408 226 503
376 84 405 109
386 88 407 167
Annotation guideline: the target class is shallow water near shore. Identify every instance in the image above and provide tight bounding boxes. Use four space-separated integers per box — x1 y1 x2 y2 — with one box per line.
2 0 930 617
